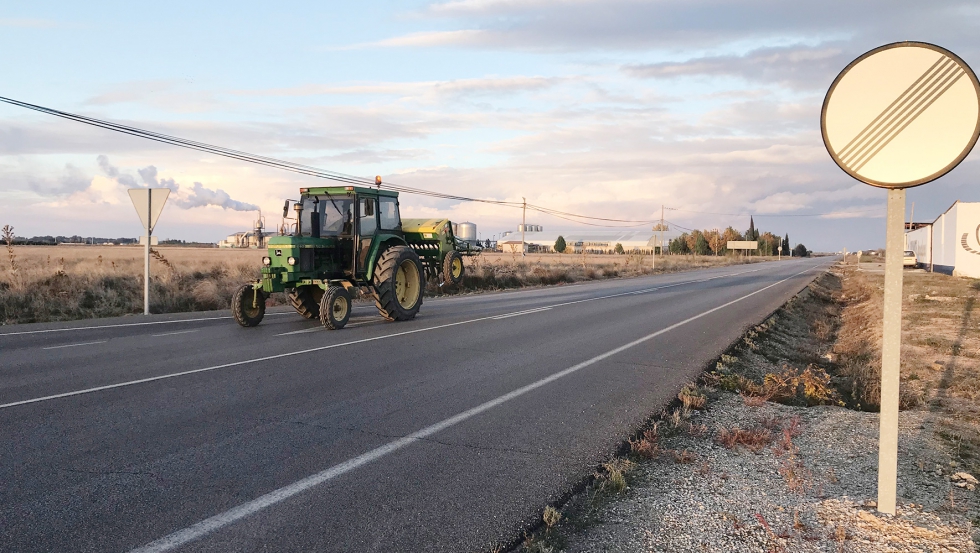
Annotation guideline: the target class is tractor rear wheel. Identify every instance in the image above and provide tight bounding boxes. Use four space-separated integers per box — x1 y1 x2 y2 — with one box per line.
288 286 323 319
232 284 266 327
443 251 464 285
373 246 424 321
319 286 352 330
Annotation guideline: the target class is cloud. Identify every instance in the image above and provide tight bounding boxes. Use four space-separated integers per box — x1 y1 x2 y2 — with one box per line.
0 18 62 28
173 182 259 212
237 75 564 105
356 0 979 57
623 44 848 91
349 30 491 49
27 164 92 196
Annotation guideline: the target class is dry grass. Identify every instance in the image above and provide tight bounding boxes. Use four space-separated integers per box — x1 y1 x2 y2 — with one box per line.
0 243 783 324
715 425 774 453
0 245 270 324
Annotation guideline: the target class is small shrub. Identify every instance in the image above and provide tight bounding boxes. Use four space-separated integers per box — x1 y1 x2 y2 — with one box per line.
542 505 561 530
598 459 634 494
629 428 661 459
715 426 774 453
678 384 707 410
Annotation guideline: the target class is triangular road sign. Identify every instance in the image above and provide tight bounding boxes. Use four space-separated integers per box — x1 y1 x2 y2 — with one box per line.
128 188 170 232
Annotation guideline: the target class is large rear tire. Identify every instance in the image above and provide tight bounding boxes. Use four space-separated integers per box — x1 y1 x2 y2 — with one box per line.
319 286 352 330
232 284 266 327
288 286 323 319
373 246 424 321
443 250 464 285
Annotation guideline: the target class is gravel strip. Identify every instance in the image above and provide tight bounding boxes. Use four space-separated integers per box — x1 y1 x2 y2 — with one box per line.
555 394 977 553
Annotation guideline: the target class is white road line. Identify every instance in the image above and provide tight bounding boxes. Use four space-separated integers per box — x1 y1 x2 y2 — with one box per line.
0 312 292 338
127 264 817 553
151 330 199 338
41 341 108 351
0 265 795 411
490 307 553 320
275 327 323 336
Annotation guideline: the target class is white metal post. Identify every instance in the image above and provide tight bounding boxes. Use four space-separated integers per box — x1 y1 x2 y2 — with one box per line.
144 192 151 315
878 188 905 514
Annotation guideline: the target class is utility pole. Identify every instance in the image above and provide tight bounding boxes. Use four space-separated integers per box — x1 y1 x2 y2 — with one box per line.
661 204 665 260
521 197 526 257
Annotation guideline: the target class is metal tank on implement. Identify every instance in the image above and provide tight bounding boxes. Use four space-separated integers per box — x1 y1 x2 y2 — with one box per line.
456 222 477 242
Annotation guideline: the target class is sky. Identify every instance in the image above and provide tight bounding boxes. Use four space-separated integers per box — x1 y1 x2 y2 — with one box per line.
2 0 980 251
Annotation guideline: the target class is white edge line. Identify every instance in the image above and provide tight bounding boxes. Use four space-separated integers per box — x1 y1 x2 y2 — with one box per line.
0 265 780 410
150 330 199 338
0 312 295 337
41 340 108 350
127 264 818 553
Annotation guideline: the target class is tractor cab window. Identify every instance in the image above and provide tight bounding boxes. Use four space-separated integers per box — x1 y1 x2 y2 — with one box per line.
379 197 400 230
299 196 353 237
359 197 378 236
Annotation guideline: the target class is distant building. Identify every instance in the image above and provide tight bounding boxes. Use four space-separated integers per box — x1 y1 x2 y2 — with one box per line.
219 215 270 248
905 201 980 278
495 229 661 253
218 231 269 248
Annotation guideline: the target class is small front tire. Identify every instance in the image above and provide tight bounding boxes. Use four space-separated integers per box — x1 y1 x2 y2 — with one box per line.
320 286 352 330
233 284 266 327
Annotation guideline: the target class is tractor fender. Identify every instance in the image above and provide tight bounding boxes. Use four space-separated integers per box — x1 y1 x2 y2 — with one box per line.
365 235 408 281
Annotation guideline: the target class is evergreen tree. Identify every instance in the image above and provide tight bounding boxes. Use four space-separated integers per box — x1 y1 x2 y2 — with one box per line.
694 232 710 255
670 233 690 254
746 216 758 242
614 243 625 254
554 235 567 254
781 233 790 256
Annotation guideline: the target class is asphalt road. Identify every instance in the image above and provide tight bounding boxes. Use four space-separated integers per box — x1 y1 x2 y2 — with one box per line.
0 257 833 552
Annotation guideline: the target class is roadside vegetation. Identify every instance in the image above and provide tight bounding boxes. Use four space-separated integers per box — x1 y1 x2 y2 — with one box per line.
0 237 780 325
514 261 980 553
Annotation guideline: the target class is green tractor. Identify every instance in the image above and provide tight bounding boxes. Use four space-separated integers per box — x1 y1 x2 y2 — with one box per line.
232 182 479 330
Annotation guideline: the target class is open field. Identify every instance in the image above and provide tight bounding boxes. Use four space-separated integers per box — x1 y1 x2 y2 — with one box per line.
0 245 785 324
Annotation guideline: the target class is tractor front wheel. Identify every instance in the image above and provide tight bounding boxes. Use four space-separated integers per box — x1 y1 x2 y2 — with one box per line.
232 284 266 327
320 286 352 330
288 286 323 319
373 246 424 321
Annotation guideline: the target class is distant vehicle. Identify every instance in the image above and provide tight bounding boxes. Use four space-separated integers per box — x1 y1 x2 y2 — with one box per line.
903 250 918 268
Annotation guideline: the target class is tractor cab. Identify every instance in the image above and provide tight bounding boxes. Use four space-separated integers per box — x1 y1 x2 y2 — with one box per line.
265 185 406 284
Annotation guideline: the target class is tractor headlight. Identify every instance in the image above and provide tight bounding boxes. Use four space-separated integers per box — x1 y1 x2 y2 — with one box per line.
287 256 297 266
262 256 272 266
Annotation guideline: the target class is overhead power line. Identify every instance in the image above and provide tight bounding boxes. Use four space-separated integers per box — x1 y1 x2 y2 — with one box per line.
0 95 881 225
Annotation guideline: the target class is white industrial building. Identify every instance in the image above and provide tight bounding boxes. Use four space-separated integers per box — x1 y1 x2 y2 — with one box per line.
495 228 662 253
905 201 980 278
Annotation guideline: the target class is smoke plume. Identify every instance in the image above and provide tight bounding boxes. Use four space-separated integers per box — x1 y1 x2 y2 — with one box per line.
173 182 259 212
97 154 137 187
96 155 256 211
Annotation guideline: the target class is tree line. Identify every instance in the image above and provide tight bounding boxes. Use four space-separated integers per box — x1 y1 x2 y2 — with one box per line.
667 217 809 257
